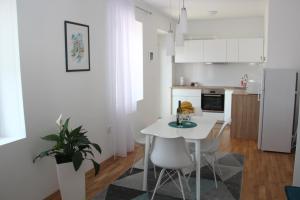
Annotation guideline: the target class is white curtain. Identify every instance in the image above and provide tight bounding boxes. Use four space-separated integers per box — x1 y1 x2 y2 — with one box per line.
107 0 143 157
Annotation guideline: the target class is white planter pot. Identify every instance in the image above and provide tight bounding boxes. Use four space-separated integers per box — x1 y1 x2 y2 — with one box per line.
56 162 85 200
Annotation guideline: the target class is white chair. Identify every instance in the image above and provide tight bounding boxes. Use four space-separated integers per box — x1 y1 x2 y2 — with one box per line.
200 120 230 188
150 136 194 200
128 112 156 178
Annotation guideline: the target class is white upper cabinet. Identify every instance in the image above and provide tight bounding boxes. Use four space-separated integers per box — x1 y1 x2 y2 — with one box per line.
226 39 239 63
203 39 227 63
175 40 204 63
174 38 264 63
238 38 264 63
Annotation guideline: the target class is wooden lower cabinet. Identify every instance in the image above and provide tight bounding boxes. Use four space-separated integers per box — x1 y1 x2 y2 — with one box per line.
231 93 260 140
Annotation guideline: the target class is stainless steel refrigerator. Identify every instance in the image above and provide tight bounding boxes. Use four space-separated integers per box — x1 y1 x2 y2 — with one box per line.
258 68 299 153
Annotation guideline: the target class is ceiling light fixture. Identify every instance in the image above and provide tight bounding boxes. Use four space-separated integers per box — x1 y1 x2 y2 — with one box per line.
166 0 175 56
175 23 184 46
175 0 184 46
166 23 175 56
179 0 188 34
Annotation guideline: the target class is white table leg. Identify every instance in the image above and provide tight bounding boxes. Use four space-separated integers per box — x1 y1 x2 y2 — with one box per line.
195 140 201 200
142 135 150 191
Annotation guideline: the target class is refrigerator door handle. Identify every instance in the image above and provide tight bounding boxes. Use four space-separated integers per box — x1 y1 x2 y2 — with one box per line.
258 88 262 102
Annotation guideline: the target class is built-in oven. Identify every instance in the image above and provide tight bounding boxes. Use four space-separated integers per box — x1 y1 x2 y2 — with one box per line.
201 89 225 112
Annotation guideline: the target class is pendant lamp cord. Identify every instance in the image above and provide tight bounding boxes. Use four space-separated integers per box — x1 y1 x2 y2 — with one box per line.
169 0 172 31
178 0 181 23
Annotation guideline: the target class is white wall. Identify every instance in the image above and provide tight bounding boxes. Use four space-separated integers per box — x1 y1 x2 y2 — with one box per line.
265 0 300 69
134 0 173 124
264 0 269 61
0 1 111 199
0 0 171 199
174 63 262 87
158 35 173 117
187 17 264 39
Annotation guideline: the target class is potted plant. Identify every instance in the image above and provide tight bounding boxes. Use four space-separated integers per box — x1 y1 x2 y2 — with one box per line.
33 115 102 200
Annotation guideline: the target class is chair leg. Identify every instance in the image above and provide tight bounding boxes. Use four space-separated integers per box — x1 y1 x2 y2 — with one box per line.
153 164 157 179
214 154 223 177
181 169 191 192
166 170 181 192
177 170 186 200
212 159 218 189
151 168 166 200
129 154 137 174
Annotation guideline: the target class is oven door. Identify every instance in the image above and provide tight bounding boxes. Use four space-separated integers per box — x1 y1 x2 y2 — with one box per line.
201 94 225 112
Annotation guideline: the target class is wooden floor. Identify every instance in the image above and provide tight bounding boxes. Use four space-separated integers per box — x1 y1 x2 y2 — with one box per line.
46 124 295 200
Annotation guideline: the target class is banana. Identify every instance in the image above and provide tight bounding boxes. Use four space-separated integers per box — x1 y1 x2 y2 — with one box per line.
180 101 194 113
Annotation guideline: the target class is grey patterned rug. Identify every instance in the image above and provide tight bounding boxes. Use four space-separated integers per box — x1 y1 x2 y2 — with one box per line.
93 152 244 200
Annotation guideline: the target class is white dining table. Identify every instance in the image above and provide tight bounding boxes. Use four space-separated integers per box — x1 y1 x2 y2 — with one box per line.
140 115 217 200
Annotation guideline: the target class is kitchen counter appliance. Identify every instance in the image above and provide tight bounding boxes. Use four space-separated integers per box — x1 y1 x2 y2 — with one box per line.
201 89 225 112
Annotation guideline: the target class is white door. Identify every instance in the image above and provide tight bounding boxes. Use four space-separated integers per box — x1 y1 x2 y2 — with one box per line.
239 38 264 63
203 39 227 63
261 69 296 153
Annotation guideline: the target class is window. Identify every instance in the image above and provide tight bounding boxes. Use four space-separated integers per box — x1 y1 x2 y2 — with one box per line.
0 0 26 145
132 21 143 101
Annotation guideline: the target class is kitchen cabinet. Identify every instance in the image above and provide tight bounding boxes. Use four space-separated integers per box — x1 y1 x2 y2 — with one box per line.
231 92 260 140
226 39 239 63
224 89 234 122
203 39 227 63
238 38 264 63
174 38 264 63
172 89 202 114
172 88 225 121
175 40 204 63
202 112 224 121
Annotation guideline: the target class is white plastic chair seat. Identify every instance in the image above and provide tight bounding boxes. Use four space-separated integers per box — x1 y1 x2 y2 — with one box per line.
150 136 193 200
200 139 213 152
189 120 230 189
151 137 193 170
189 139 213 154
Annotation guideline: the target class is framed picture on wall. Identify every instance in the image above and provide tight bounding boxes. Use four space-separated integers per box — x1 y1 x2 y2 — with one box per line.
64 21 90 72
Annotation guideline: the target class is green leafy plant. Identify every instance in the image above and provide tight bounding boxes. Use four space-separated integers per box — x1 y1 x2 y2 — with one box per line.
33 115 102 175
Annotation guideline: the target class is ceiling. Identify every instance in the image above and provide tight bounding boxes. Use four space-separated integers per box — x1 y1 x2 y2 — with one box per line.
142 0 266 20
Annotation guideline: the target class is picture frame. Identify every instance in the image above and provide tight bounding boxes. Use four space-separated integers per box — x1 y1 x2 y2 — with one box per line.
64 21 90 72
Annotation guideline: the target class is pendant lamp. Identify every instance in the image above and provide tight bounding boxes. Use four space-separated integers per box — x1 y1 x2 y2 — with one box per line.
175 22 184 46
166 24 175 56
179 0 188 34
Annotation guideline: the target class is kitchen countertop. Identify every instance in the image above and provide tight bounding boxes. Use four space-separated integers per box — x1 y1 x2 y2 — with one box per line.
233 90 259 95
172 85 246 90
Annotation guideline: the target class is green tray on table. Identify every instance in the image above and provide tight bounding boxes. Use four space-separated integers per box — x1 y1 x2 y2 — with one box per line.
168 121 197 128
